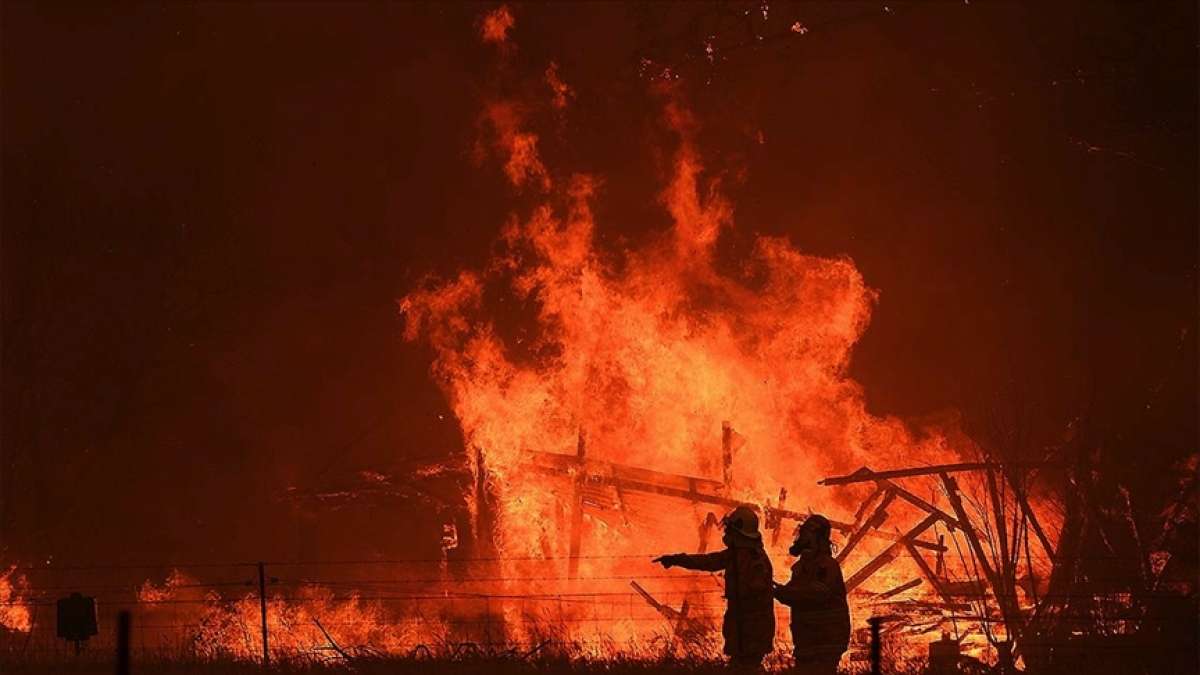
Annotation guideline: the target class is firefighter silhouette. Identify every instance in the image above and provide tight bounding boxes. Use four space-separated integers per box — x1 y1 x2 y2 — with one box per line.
773 514 851 674
654 505 775 666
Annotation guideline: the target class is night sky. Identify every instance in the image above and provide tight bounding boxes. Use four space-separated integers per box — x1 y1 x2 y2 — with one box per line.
2 2 1195 567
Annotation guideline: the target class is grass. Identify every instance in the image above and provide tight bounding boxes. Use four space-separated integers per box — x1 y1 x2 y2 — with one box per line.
0 654 834 675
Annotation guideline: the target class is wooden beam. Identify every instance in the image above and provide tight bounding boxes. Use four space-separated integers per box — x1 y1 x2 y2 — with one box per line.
630 580 703 640
535 462 949 552
697 511 719 553
613 481 631 527
852 485 887 524
528 451 725 495
902 539 953 605
820 462 1058 486
984 467 1014 608
938 472 999 588
1002 468 1055 559
878 479 962 530
939 471 1024 639
837 489 897 563
845 512 940 591
721 421 733 492
769 487 788 546
567 431 586 580
526 453 948 552
876 578 922 600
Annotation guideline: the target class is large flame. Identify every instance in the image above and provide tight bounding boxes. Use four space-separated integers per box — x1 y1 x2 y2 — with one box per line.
404 73 959 558
397 8 987 659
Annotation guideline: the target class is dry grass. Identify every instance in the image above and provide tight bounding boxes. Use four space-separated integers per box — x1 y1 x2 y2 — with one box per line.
0 654 804 675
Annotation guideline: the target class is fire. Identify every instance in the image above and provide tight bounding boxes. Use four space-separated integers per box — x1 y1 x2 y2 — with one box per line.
545 62 574 110
480 5 515 46
478 101 551 192
405 70 959 547
136 569 441 660
0 567 32 633
0 7 1072 667
137 568 191 603
398 7 988 660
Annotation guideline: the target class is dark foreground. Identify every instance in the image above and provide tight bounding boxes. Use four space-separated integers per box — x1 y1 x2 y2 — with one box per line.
0 656 888 675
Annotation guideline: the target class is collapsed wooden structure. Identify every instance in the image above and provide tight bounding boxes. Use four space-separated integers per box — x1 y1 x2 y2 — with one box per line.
284 414 1195 670
820 462 1056 607
516 420 1085 667
520 423 948 580
606 453 1062 658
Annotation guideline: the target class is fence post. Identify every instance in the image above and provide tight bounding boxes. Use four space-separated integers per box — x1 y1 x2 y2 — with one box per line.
257 562 270 666
116 610 131 675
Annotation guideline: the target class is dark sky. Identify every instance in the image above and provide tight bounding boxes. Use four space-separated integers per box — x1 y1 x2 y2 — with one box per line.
2 2 1195 567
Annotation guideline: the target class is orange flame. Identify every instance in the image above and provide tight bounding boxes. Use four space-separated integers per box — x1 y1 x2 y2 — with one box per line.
480 5 515 46
6 8 1066 664
399 67 994 660
478 101 551 192
0 566 32 633
545 62 573 110
136 569 440 660
404 93 962 545
392 14 1068 660
138 567 191 603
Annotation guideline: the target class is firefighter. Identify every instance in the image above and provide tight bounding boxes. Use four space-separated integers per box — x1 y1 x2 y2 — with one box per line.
654 505 776 667
773 514 851 674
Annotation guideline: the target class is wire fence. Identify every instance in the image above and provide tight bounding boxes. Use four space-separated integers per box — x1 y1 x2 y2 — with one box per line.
3 557 721 661
2 555 1194 663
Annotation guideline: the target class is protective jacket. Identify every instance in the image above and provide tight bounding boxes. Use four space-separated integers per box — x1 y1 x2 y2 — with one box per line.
674 543 775 659
774 551 851 660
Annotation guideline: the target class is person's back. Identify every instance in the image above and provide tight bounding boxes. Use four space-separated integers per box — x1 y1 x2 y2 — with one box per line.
655 506 776 666
774 515 850 673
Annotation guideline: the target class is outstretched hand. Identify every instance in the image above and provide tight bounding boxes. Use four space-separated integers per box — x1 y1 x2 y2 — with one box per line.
653 554 683 569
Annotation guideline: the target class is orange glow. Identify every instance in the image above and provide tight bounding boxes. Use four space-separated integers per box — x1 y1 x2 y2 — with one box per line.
4 7 1068 665
479 101 551 192
392 13 1065 662
398 70 1030 660
546 62 573 110
480 5 515 46
137 569 440 660
137 567 191 603
0 567 31 633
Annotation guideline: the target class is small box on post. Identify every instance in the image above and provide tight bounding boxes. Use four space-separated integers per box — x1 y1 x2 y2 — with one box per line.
56 592 98 653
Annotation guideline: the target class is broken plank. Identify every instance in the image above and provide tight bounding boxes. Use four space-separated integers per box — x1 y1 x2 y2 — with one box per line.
821 462 1058 486
845 512 940 591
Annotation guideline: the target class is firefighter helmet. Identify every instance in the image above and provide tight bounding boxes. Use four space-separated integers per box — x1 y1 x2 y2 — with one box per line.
795 514 833 546
722 505 762 540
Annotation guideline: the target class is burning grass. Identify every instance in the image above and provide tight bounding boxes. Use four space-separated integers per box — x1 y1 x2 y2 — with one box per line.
0 650 924 675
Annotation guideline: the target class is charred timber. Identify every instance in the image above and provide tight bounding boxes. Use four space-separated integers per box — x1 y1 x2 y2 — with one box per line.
524 451 947 552
819 462 1059 486
844 512 941 591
